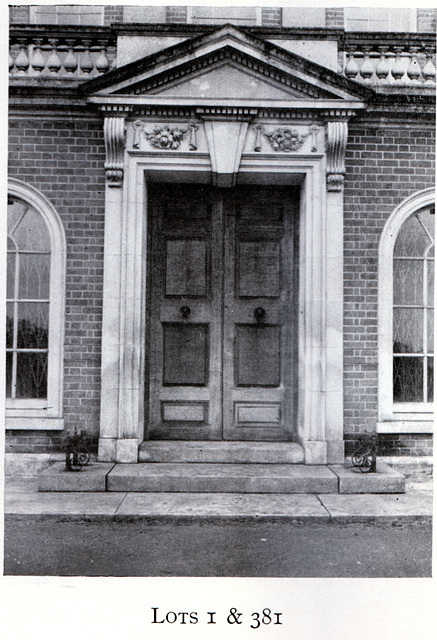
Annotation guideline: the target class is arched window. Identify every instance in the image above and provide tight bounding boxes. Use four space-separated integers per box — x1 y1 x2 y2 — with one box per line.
378 188 434 433
6 179 66 429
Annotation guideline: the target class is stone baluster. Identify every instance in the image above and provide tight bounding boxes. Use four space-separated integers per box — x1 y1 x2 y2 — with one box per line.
95 40 110 74
344 46 359 80
342 40 436 86
359 46 375 83
407 46 421 84
391 46 406 82
422 48 436 84
80 39 94 75
47 39 62 74
110 46 118 70
14 38 30 75
64 39 78 75
31 37 46 75
375 46 390 84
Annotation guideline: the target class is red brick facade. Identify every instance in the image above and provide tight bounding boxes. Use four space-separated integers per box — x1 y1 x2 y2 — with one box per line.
7 115 106 451
343 121 435 455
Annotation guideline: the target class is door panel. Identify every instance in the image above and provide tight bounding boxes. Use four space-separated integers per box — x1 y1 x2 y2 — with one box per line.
165 239 208 296
147 184 222 440
162 323 209 386
237 240 281 297
222 186 297 440
146 183 298 441
235 324 281 387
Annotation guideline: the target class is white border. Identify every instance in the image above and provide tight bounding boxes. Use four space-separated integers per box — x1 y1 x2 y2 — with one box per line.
6 178 66 429
378 187 435 433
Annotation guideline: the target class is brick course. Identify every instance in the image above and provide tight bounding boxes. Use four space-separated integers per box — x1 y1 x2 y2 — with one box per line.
165 6 188 24
103 5 124 26
325 8 344 29
9 5 29 23
417 8 436 33
261 8 282 27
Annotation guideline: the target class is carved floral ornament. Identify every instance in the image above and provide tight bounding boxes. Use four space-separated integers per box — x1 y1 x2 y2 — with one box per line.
103 111 348 192
255 124 320 153
133 120 199 150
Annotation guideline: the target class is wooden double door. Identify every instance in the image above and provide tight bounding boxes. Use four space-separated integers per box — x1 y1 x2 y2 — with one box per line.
146 183 299 441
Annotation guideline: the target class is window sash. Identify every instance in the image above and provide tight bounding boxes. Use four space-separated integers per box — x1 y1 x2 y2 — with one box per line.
378 191 435 431
6 180 66 427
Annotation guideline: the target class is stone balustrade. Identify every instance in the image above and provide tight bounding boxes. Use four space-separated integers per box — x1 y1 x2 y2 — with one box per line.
9 27 117 79
9 26 436 87
342 35 436 85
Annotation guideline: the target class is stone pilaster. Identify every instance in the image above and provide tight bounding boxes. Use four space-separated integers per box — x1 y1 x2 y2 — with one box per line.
99 107 145 463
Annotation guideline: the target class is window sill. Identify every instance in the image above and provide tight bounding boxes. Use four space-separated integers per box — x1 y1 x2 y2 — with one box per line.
377 420 434 434
5 416 65 430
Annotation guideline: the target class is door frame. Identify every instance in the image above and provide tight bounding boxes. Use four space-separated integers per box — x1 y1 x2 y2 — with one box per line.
98 141 344 464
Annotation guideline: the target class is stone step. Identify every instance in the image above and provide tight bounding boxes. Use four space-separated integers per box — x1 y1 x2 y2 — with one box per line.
138 441 304 464
107 463 337 493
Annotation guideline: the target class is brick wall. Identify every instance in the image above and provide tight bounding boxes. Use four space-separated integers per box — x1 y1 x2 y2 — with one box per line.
417 8 436 32
8 115 106 452
325 8 344 29
345 434 433 458
166 6 188 24
103 4 123 26
261 8 282 27
343 119 435 455
9 5 29 23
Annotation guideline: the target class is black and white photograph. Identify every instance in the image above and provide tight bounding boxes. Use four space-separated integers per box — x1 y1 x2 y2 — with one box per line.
2 1 435 636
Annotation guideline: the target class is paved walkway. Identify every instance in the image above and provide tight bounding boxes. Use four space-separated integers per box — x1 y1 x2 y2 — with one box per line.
5 476 433 522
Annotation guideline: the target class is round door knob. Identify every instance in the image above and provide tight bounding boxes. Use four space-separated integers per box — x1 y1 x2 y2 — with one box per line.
254 306 266 323
180 305 191 319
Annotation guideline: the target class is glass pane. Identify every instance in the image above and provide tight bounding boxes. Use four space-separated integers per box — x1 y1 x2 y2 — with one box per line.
13 206 50 251
393 356 424 402
15 352 48 399
417 208 435 241
6 302 14 348
428 357 434 402
6 352 12 397
17 302 49 349
393 259 423 305
8 198 28 234
393 308 423 353
428 310 434 354
19 253 50 299
7 253 16 298
394 215 431 257
427 258 434 307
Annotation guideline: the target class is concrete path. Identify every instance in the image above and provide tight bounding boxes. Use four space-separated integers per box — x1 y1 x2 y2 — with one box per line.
4 476 433 522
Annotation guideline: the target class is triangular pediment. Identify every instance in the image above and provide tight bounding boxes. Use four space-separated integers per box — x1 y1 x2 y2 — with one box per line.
145 61 311 100
83 24 372 104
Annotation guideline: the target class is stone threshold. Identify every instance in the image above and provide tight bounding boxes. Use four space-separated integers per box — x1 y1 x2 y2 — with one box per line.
36 461 405 494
